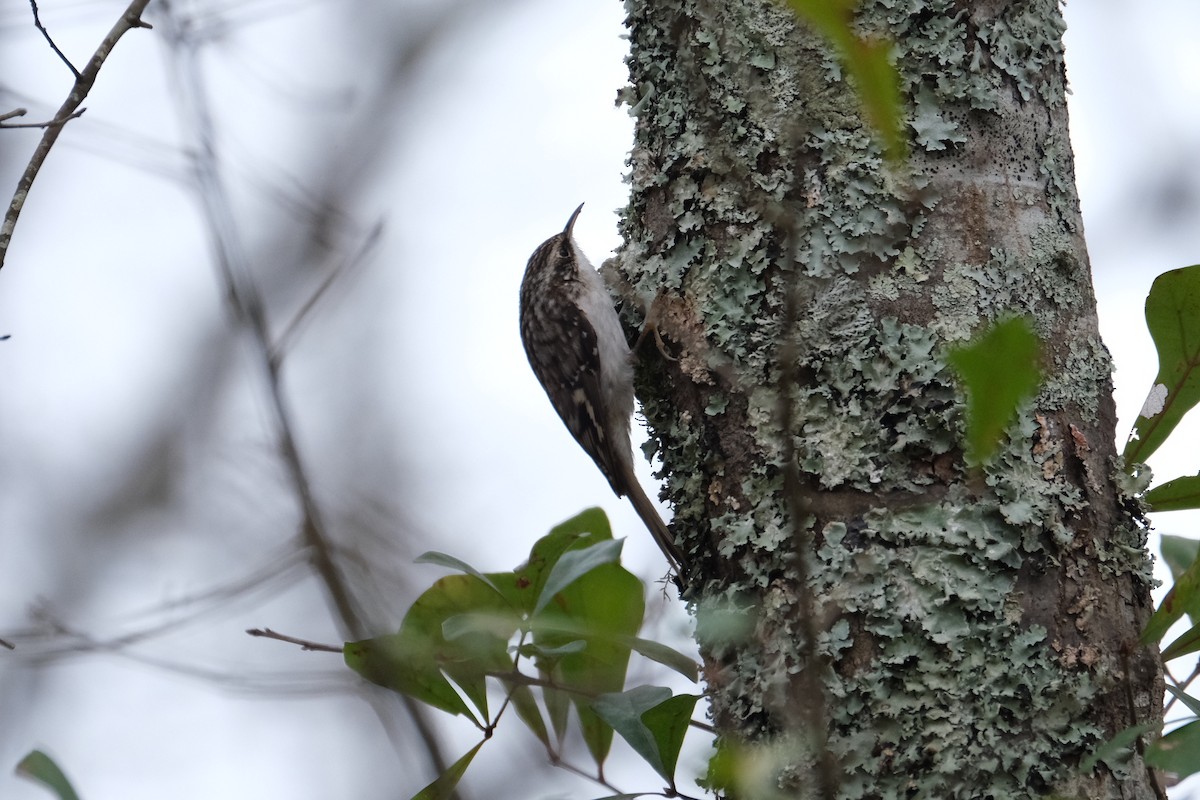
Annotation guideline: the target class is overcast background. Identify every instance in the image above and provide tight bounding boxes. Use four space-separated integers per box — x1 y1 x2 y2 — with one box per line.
2 1 1199 798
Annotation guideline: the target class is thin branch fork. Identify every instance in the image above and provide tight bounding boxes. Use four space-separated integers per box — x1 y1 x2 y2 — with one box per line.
0 0 154 273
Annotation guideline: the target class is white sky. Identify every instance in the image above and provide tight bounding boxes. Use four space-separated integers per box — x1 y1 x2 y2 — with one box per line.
2 1 1199 798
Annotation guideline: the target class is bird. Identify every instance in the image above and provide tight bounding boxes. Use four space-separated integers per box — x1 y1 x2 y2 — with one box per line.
519 204 685 575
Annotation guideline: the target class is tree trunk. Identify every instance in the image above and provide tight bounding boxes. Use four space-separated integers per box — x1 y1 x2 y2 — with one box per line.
610 1 1163 797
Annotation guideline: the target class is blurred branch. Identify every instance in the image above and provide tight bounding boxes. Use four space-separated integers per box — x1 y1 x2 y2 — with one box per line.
153 0 462 784
0 0 153 272
270 219 384 365
156 0 366 641
3 547 308 658
19 605 352 695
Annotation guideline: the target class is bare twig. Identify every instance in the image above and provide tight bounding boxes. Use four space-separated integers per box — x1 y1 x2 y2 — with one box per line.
246 628 341 653
1 108 28 122
0 109 86 129
29 0 82 78
0 0 153 272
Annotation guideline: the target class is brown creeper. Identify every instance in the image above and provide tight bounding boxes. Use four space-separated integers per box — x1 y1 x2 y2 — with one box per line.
519 204 684 574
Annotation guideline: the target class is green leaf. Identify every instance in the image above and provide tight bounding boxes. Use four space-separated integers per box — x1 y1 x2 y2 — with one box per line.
620 635 699 683
534 562 645 768
513 508 614 615
15 751 80 800
640 693 701 780
1162 534 1200 581
592 686 673 777
1142 547 1200 645
543 683 570 746
1166 685 1200 718
1162 621 1200 661
415 551 503 595
344 573 520 722
784 0 905 162
945 317 1041 464
505 683 551 749
1147 719 1200 778
410 741 484 800
535 538 624 615
1081 722 1160 773
517 639 588 659
1146 475 1200 512
1125 265 1200 467
592 687 699 784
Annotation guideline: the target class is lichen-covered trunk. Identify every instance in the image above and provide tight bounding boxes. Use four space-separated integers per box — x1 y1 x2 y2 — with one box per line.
610 1 1162 797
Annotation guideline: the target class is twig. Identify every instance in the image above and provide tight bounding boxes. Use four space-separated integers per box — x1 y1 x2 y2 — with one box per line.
247 627 342 653
29 0 82 78
0 109 87 130
1 109 28 123
0 0 153 273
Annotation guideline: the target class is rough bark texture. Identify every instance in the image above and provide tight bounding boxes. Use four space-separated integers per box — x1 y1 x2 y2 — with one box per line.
608 1 1163 798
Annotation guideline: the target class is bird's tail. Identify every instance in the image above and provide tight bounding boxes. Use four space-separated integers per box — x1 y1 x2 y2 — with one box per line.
624 475 685 576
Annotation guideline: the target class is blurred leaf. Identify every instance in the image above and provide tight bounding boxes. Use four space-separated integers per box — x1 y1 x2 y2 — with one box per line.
1167 685 1200 718
1082 722 1160 773
544 682 570 747
513 508 614 615
441 610 524 642
1162 535 1200 581
1147 720 1200 778
1142 548 1200 645
620 635 699 682
1162 621 1200 661
506 683 551 749
1147 476 1200 513
704 738 739 796
640 693 701 780
15 751 80 800
592 686 672 778
593 687 699 784
1124 265 1200 467
784 0 905 161
535 561 645 768
344 632 475 720
415 551 502 595
535 538 624 615
410 741 484 800
517 639 587 659
344 573 520 722
945 317 1041 464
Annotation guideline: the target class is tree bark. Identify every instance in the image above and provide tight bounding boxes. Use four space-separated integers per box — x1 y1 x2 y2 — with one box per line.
611 1 1163 797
